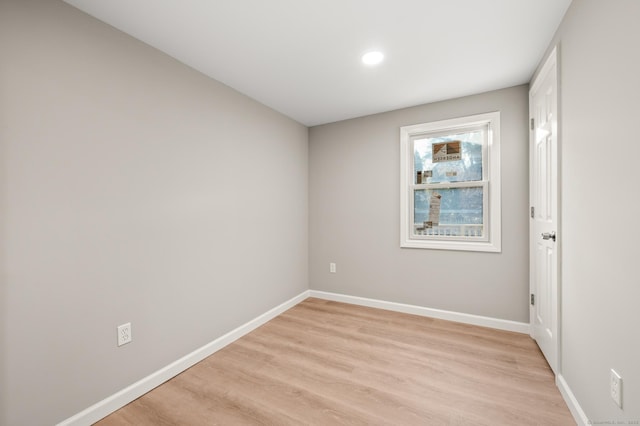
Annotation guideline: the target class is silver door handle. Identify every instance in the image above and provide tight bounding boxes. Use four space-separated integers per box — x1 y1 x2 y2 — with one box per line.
541 232 556 242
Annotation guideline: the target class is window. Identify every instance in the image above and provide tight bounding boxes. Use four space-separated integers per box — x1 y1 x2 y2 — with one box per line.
400 112 501 252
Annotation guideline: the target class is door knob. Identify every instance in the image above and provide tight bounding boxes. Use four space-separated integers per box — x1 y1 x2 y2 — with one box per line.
541 232 556 242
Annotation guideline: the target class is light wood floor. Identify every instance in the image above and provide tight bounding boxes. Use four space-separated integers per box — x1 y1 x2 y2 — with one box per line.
96 298 575 425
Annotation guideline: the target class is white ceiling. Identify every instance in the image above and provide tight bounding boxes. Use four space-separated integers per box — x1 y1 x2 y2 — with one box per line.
64 0 572 126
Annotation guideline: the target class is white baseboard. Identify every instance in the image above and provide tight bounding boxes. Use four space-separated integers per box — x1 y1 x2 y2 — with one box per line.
57 290 310 426
557 374 588 426
309 290 530 334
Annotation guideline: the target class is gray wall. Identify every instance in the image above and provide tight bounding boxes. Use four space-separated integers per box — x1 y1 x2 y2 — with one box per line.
538 0 640 421
309 85 530 322
0 1 308 424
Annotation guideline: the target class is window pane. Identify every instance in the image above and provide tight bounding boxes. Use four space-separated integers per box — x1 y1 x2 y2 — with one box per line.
413 187 484 237
413 130 483 184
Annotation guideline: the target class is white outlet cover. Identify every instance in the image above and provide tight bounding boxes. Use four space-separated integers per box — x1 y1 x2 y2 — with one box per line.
117 322 132 347
610 369 622 408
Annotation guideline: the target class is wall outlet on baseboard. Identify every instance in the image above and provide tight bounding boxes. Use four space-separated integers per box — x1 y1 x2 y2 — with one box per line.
117 323 132 346
610 369 622 408
329 262 336 273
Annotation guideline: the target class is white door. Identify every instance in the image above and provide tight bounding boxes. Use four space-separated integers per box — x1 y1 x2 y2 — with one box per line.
530 47 559 374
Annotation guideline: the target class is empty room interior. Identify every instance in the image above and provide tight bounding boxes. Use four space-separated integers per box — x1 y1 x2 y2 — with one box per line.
1 0 639 425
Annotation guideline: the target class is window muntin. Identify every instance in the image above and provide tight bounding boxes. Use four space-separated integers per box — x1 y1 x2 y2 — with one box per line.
400 112 501 252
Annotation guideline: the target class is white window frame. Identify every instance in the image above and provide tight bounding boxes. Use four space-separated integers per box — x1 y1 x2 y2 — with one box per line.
400 112 501 252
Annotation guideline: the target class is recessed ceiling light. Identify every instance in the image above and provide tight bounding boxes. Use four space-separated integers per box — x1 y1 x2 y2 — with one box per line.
362 51 384 66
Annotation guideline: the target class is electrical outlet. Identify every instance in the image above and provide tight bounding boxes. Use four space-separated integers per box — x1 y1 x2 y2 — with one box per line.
117 323 132 347
329 262 336 273
610 369 622 408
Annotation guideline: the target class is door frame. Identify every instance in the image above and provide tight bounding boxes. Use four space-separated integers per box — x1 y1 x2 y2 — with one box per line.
529 45 562 374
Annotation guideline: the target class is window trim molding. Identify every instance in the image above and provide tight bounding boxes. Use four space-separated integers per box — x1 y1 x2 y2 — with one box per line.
400 111 501 252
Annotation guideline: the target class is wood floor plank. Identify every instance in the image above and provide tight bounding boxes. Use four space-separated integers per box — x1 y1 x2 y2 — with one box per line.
95 298 575 425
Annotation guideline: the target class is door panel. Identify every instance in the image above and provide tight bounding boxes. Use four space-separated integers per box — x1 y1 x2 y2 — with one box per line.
530 47 559 374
